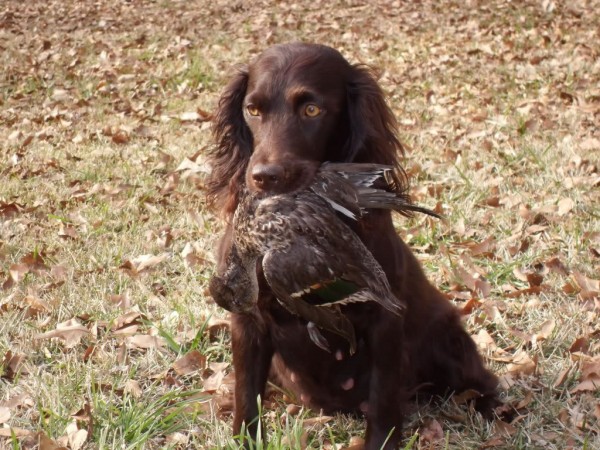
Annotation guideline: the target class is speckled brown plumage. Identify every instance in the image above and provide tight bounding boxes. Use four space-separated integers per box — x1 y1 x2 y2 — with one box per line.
210 163 437 352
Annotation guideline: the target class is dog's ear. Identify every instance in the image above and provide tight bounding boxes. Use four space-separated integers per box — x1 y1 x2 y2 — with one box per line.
207 67 252 216
345 65 403 163
345 65 409 197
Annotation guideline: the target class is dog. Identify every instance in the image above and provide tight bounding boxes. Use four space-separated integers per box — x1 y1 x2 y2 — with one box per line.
206 42 499 449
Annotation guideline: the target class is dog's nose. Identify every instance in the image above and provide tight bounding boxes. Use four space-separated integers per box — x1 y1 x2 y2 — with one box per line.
251 163 285 191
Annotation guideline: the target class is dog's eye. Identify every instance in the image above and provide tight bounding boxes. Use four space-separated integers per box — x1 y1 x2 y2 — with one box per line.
304 104 322 118
246 105 260 117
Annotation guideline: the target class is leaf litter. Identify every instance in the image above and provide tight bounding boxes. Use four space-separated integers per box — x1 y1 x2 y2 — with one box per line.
1 0 599 448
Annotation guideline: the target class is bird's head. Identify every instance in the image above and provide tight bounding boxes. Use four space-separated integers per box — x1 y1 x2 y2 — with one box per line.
209 244 259 314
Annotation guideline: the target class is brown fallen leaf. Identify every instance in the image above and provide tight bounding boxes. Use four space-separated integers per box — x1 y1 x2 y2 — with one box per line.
203 368 226 392
572 271 600 299
569 336 589 354
123 253 169 273
303 415 334 426
492 419 517 438
515 391 534 410
419 418 444 446
124 379 143 398
0 201 23 218
469 236 497 257
22 295 51 318
0 427 32 437
68 429 88 450
8 263 29 285
181 242 207 268
207 317 231 341
20 251 49 273
111 129 130 144
534 319 555 342
506 350 537 377
111 310 144 331
545 256 569 276
35 319 90 348
453 265 491 298
347 436 366 449
0 406 10 424
553 365 572 389
125 334 165 349
1 350 27 380
557 197 575 216
472 329 498 352
570 356 600 393
108 293 131 310
38 431 67 450
172 350 207 376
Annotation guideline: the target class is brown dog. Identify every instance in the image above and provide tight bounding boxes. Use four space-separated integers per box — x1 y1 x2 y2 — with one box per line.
207 42 498 449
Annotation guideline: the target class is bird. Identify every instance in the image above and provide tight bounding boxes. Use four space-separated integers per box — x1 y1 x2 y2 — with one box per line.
209 163 440 353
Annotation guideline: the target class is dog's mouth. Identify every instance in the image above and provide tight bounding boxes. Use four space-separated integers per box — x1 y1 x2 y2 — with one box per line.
247 159 321 195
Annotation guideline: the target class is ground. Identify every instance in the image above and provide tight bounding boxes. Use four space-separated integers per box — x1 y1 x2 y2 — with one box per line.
0 0 599 449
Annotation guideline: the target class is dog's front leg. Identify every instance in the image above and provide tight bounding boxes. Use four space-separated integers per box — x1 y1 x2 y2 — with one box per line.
363 313 407 450
231 312 273 447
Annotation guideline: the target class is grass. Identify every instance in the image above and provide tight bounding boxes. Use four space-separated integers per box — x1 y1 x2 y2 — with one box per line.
1 0 599 448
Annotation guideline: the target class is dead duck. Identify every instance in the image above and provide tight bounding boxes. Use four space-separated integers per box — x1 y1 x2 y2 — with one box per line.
209 163 439 353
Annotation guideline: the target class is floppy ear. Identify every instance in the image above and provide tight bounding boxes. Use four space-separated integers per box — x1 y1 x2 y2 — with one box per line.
207 67 252 216
345 65 403 163
345 65 409 197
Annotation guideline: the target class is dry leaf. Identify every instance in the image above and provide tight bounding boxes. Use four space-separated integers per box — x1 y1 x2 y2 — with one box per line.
130 253 169 272
172 350 207 376
571 356 600 393
111 310 143 331
553 365 572 388
419 418 444 445
22 295 50 318
207 317 231 341
303 415 333 426
545 257 569 276
179 111 202 122
557 198 575 216
124 379 143 398
468 236 496 256
166 432 189 445
492 419 517 437
506 350 537 377
535 319 555 341
35 319 90 348
0 406 10 424
203 369 226 392
37 431 67 450
569 337 589 354
68 429 88 450
126 334 165 349
0 427 32 437
572 271 600 299
472 329 497 352
515 391 534 410
1 351 27 380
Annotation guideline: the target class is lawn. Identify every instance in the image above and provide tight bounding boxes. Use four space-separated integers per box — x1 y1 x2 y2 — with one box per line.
1 0 599 448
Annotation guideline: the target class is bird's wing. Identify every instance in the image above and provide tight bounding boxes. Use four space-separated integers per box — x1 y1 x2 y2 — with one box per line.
320 162 441 219
356 188 442 218
261 204 403 317
320 162 395 190
309 171 361 220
